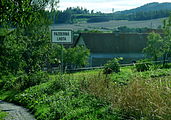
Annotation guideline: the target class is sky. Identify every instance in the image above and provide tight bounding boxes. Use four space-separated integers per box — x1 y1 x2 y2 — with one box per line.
58 0 171 13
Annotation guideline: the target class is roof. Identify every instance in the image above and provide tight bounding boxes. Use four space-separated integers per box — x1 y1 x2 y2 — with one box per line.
75 33 148 54
63 34 79 48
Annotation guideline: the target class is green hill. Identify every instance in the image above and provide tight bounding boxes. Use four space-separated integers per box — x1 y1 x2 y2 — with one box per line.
50 2 171 24
118 2 171 14
114 2 171 21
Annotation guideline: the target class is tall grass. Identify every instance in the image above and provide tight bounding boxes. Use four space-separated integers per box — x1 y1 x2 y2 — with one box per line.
81 73 171 120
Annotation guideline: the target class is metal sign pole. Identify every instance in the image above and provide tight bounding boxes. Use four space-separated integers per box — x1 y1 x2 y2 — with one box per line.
61 43 64 74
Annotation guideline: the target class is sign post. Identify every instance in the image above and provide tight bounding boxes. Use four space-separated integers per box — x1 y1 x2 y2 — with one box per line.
51 29 73 74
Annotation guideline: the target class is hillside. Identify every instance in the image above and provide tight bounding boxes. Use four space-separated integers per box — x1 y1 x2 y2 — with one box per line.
113 2 171 21
49 2 171 24
52 18 165 32
118 2 171 14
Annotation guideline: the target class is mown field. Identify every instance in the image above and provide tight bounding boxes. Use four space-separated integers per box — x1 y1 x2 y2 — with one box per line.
51 18 166 32
1 64 171 120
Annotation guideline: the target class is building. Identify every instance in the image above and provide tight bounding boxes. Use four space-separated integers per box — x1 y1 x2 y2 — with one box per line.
75 33 148 66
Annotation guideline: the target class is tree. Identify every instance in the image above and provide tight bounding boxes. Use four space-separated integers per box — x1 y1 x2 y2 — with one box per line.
161 16 171 66
45 44 90 71
143 16 171 66
143 32 163 61
0 0 58 27
0 0 58 75
66 46 90 68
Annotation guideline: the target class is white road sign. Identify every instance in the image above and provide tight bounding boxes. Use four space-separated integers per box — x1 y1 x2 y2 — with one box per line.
51 29 73 44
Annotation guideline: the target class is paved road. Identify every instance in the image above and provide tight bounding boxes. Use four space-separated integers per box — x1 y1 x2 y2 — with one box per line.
0 100 35 120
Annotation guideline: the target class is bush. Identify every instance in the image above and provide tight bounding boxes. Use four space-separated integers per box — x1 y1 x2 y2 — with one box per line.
1 74 16 90
1 71 49 91
16 71 49 90
135 59 152 72
103 58 122 74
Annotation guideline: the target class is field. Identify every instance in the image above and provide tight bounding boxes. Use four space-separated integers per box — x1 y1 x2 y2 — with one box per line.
51 18 166 32
1 64 171 120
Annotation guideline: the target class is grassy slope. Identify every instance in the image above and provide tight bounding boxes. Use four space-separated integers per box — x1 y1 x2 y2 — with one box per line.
53 18 166 31
1 66 171 119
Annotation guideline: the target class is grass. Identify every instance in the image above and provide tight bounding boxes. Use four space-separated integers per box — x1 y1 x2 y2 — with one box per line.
1 65 171 119
79 67 171 120
5 75 120 120
0 109 7 120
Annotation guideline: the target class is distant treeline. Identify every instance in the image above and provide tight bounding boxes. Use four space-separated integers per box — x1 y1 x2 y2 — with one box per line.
47 6 171 24
115 10 171 21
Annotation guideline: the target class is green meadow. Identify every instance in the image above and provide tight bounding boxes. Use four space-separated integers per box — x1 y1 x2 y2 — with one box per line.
1 65 171 120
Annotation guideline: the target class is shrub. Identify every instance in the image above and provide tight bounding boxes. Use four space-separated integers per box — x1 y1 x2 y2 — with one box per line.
1 71 49 91
135 59 152 72
103 58 122 74
1 74 16 90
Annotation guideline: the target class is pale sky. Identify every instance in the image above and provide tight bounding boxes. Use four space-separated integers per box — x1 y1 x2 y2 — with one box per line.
58 0 171 13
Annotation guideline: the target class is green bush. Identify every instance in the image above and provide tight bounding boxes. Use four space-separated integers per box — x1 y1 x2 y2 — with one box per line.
16 71 49 90
103 58 123 74
1 71 49 91
135 59 152 72
1 74 16 90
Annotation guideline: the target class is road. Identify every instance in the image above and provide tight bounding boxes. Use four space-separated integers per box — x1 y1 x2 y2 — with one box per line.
0 100 35 120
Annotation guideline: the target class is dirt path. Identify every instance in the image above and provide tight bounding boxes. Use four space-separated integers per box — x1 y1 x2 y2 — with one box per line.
0 100 35 120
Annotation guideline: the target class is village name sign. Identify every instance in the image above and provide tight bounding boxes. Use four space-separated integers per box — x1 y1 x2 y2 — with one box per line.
51 29 73 44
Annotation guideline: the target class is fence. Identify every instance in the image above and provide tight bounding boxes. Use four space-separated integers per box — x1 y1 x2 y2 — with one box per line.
66 60 171 73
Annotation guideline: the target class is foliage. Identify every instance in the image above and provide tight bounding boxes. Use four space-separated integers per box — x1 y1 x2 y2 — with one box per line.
116 26 150 33
1 66 171 119
17 71 49 90
135 59 152 72
0 109 7 120
0 0 56 76
143 16 171 66
162 16 171 66
0 0 55 27
46 45 90 71
143 32 163 61
0 0 62 77
0 73 16 90
65 46 90 68
1 71 49 91
103 58 123 74
3 27 51 74
11 75 120 120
